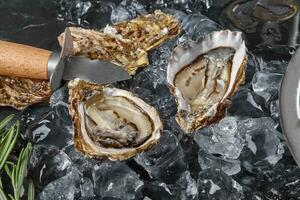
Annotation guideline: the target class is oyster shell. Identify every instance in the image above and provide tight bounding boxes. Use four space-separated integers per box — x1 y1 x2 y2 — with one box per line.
0 76 51 110
58 27 148 75
68 79 162 161
113 10 180 51
58 10 180 74
167 30 247 133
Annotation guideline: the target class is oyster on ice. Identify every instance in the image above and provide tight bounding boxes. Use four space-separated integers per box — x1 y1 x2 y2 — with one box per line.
167 30 247 133
58 10 180 74
68 79 163 161
113 10 180 51
58 27 148 75
0 76 51 110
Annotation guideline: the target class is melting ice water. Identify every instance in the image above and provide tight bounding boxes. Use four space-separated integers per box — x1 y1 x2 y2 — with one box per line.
0 0 299 199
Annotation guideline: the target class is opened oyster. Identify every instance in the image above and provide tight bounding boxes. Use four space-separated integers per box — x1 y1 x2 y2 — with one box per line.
58 10 179 74
167 30 247 133
0 76 51 110
69 79 162 161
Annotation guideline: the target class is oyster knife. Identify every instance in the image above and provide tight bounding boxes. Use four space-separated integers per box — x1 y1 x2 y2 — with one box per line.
0 27 131 91
280 48 300 166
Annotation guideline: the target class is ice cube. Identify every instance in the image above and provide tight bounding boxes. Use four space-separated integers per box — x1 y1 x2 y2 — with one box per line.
228 88 269 118
142 181 174 199
49 86 68 106
270 100 280 121
199 0 213 10
173 171 198 199
23 110 73 148
38 167 80 200
259 60 288 74
93 161 144 200
21 107 53 143
252 72 283 102
180 13 222 40
142 171 197 199
58 0 92 25
22 86 73 149
22 107 73 150
197 168 243 199
146 0 207 14
243 52 260 88
130 71 176 119
64 145 98 177
259 164 300 199
238 117 285 172
251 47 293 74
28 145 72 188
241 163 300 199
198 150 241 176
111 0 147 24
194 117 245 160
80 177 94 198
130 39 179 119
135 130 187 183
179 133 201 175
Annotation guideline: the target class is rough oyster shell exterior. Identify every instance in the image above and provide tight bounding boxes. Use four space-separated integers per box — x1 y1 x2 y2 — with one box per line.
58 10 180 75
0 76 51 110
113 10 180 51
167 30 247 133
68 79 162 161
58 27 148 75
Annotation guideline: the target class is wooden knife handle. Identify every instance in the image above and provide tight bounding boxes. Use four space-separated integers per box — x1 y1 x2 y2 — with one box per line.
0 41 52 80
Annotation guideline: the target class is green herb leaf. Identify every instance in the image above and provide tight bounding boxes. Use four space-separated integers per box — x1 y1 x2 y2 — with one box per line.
0 115 14 130
0 115 34 200
27 179 34 200
4 163 13 180
8 194 14 200
0 122 19 170
0 187 8 200
0 178 7 200
9 143 32 200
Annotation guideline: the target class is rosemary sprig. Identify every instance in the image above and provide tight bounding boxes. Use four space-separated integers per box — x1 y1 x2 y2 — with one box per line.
0 114 14 130
0 116 19 170
0 177 8 200
0 115 34 200
5 143 32 200
0 189 8 200
0 115 14 139
27 179 35 200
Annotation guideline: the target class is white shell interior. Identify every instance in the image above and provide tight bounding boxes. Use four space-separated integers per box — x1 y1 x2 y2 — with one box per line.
167 30 246 113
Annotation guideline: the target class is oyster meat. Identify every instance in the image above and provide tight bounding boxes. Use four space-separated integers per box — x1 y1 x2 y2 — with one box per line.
167 30 247 133
58 10 180 74
69 79 162 161
0 76 51 110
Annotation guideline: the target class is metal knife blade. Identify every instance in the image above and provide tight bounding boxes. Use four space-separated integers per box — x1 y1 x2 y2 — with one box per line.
280 48 300 167
50 27 74 91
49 27 131 91
63 56 131 84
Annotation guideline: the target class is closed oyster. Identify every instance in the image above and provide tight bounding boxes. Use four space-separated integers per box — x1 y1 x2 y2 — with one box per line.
0 76 51 110
58 10 180 74
113 10 180 51
69 79 162 161
167 30 247 133
58 27 148 75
